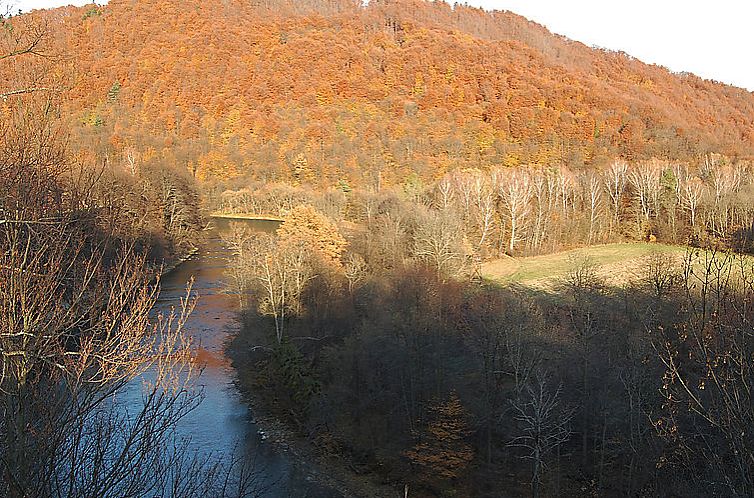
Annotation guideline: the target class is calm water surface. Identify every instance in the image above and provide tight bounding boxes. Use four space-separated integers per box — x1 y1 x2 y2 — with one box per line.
151 218 340 497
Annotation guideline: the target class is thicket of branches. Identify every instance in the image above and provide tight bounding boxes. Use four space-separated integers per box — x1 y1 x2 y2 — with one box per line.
227 193 754 497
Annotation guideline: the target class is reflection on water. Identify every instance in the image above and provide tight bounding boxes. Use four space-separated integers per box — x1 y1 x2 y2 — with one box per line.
129 218 339 497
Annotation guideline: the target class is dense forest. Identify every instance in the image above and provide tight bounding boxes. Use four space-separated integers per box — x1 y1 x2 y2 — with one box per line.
223 174 754 497
4 0 754 190
3 0 754 496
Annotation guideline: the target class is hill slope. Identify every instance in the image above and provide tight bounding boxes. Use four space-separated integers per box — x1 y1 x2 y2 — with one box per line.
7 0 754 186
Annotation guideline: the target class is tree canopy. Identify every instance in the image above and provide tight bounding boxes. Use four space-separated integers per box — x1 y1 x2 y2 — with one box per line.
3 0 754 188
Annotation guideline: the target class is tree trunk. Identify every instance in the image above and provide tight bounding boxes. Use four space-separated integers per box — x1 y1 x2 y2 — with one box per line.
532 447 541 498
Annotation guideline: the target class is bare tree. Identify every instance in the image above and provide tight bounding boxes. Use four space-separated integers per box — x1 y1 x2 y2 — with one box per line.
234 232 314 344
413 208 467 278
652 247 754 496
498 171 532 254
562 256 605 464
628 160 661 223
436 176 454 211
586 172 603 244
452 170 475 220
683 177 705 232
530 172 550 251
343 252 368 294
509 372 574 498
707 165 740 236
124 147 139 176
222 223 257 308
640 250 680 300
557 170 575 223
627 161 662 239
472 175 496 251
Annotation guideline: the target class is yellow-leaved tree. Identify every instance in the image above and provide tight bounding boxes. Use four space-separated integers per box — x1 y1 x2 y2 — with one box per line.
277 205 347 268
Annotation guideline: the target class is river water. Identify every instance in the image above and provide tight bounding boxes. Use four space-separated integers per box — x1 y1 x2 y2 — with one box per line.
152 218 339 497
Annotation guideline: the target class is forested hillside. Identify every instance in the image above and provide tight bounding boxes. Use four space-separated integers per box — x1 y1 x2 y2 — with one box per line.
4 2 754 497
7 0 754 188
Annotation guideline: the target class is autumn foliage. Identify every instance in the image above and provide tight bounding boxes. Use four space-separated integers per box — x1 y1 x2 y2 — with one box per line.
405 392 475 485
5 0 754 188
277 205 348 267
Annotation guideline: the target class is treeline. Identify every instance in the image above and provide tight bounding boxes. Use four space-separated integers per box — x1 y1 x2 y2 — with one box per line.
227 198 754 497
6 0 754 188
218 155 754 262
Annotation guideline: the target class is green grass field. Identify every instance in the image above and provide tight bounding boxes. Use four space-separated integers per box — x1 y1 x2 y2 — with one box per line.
481 243 689 291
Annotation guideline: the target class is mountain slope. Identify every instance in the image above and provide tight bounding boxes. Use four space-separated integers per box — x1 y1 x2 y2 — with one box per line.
9 0 754 186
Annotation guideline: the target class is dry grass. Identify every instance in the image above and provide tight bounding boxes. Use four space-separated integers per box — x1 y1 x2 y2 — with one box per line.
481 243 689 292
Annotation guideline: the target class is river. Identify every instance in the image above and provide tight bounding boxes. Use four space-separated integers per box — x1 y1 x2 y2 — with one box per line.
153 218 340 497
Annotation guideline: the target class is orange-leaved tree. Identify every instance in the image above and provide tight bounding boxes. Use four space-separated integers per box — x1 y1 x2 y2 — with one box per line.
277 205 347 267
405 392 475 490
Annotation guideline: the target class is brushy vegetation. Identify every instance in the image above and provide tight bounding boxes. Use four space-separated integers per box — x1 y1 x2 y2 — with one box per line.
227 194 754 497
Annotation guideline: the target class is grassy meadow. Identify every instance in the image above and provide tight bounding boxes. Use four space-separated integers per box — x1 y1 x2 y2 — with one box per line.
482 243 690 291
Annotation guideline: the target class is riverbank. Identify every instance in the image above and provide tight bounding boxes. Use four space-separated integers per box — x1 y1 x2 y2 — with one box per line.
159 246 200 277
227 347 399 498
165 220 396 497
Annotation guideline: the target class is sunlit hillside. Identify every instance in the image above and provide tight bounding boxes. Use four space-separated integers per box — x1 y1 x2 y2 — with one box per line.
5 0 754 188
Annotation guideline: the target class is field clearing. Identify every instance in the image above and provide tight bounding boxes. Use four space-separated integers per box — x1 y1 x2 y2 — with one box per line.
481 243 690 291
